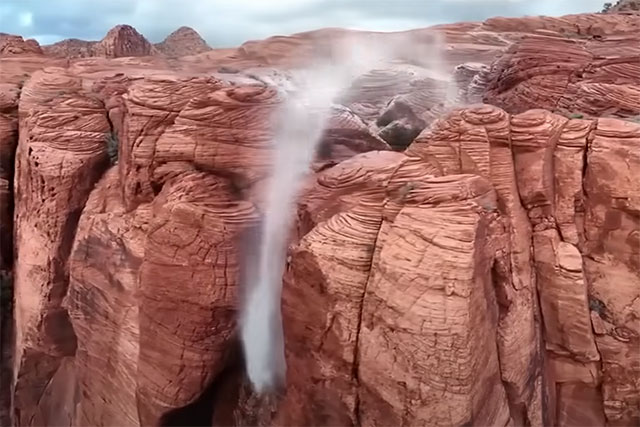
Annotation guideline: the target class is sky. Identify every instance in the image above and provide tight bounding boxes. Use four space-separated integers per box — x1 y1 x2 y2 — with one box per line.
0 0 607 48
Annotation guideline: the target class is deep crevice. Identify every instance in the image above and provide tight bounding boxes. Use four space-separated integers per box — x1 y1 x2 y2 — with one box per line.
0 84 21 426
350 160 405 425
160 341 245 427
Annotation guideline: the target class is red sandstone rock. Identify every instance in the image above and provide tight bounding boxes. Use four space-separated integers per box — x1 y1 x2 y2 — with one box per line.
44 25 207 60
92 25 154 58
483 34 640 118
42 39 97 59
406 105 544 425
154 26 211 57
136 171 257 424
583 118 640 426
407 105 640 426
11 68 110 425
3 11 640 427
316 105 390 166
0 34 43 56
276 152 510 426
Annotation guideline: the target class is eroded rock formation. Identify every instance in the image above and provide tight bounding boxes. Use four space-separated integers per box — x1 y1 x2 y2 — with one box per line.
483 34 640 118
154 26 212 57
43 25 154 59
0 34 42 56
1 10 639 427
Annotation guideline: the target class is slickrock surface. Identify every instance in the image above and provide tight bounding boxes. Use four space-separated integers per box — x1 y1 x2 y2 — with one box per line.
154 26 212 57
483 34 640 118
0 34 43 56
1 10 639 427
273 153 510 426
583 118 640 425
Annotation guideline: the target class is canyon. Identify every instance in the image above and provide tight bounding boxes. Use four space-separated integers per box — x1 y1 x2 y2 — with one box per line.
0 8 639 427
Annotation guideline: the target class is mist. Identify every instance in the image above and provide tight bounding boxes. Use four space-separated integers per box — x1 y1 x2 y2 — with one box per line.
239 32 452 393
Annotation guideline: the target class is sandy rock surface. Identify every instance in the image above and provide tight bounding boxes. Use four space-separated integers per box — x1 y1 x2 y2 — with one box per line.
1 11 639 427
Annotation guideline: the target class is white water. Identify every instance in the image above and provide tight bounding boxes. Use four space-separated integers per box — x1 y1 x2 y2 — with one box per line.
239 34 450 393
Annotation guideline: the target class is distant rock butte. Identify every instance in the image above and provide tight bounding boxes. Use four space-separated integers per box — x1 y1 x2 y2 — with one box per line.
43 25 210 59
42 24 153 59
0 33 42 56
0 11 639 427
92 24 154 58
42 38 97 59
154 26 211 57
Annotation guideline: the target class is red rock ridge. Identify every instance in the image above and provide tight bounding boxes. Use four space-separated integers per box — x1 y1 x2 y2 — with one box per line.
1 11 639 427
42 39 97 59
0 34 43 56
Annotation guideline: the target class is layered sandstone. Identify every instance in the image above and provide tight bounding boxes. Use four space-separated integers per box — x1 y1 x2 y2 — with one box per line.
483 34 640 118
12 67 110 426
408 105 640 426
92 25 154 58
44 25 154 59
2 10 639 427
154 26 211 57
44 25 209 60
42 39 97 59
277 153 510 426
0 34 43 56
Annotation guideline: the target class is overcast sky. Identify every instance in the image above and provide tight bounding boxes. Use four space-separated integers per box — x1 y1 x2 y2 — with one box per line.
0 0 607 48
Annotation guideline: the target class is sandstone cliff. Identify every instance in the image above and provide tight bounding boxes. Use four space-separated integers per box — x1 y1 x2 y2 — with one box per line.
1 11 639 427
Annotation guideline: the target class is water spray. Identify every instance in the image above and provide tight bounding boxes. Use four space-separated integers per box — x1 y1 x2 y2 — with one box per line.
239 32 452 393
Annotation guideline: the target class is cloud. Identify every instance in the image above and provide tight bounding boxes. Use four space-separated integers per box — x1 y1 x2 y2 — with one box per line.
18 11 33 27
0 0 606 47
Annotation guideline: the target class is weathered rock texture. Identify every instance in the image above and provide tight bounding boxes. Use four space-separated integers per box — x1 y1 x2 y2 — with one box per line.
605 0 640 13
1 10 639 427
483 34 640 118
0 34 43 56
45 25 210 59
42 39 98 59
12 67 111 426
407 105 640 426
154 26 212 57
93 25 154 58
43 25 154 59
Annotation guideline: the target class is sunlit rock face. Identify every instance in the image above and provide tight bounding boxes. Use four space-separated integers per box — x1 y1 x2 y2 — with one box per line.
1 10 639 427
